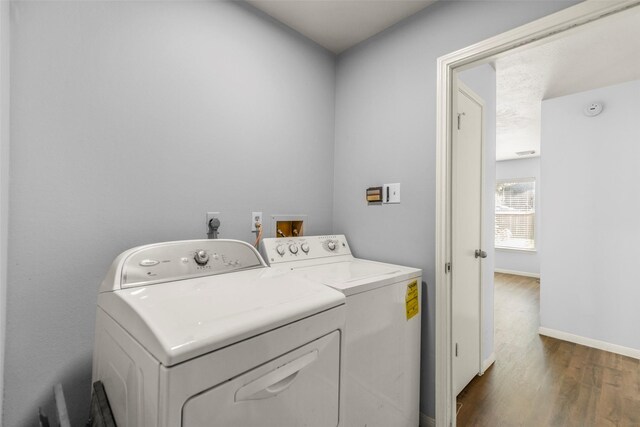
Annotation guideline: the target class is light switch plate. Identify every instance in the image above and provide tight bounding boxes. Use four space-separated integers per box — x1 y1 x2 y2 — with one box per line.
383 183 401 204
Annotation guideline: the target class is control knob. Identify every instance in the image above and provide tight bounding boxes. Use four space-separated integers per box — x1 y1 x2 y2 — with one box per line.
194 250 209 265
276 244 286 256
301 243 309 253
289 244 299 254
327 241 336 251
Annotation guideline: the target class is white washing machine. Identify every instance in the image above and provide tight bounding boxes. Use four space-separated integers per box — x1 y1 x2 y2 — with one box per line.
261 235 422 427
92 239 346 427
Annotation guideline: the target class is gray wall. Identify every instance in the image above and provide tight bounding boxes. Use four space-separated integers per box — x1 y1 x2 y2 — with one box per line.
333 0 577 418
495 157 541 275
0 0 10 421
540 79 640 350
4 0 584 424
6 1 335 425
459 65 496 364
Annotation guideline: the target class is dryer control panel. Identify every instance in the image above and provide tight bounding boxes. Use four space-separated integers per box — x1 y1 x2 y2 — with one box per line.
262 235 352 265
100 239 266 291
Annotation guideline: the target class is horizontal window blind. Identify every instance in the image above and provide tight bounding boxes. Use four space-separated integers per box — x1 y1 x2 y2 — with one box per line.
495 178 535 250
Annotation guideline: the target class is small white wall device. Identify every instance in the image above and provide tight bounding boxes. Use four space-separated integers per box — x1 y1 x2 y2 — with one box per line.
583 102 603 117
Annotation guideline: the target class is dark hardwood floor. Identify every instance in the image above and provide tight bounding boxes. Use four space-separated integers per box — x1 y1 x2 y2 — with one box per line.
456 273 640 427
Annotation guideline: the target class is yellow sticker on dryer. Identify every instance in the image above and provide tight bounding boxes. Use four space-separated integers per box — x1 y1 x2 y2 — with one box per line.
406 280 419 320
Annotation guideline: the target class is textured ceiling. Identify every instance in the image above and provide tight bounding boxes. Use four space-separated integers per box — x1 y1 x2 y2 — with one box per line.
495 5 640 161
246 2 640 160
247 0 436 53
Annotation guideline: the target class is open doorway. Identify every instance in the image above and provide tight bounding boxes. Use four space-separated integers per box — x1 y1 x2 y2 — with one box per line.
436 4 640 425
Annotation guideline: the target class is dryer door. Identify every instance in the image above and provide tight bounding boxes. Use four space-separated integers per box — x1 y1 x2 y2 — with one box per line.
181 330 340 427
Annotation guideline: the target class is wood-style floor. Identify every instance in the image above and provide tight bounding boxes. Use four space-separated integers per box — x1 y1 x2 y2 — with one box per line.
457 273 640 427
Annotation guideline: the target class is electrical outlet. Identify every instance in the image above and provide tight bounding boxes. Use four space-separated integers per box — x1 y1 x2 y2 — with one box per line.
206 212 220 232
252 211 263 232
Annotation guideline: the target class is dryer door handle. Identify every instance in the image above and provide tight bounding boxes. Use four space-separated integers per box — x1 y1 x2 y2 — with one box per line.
234 350 319 401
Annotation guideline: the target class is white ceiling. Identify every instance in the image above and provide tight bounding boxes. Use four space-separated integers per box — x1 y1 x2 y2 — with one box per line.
495 5 640 161
247 0 436 54
246 1 640 160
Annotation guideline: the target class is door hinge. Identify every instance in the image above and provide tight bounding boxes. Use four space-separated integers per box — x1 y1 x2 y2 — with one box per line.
455 343 458 357
457 112 465 130
445 262 452 273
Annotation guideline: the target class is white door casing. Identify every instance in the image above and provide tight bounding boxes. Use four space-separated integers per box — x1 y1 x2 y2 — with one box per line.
451 80 483 397
435 2 640 426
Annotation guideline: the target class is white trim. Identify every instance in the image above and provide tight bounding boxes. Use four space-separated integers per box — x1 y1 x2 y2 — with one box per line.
481 352 496 374
420 413 436 427
435 2 640 427
435 35 453 427
494 269 540 279
496 176 535 184
538 327 640 360
495 247 537 253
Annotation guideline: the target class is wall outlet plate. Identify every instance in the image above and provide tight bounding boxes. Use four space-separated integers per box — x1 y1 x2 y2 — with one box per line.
252 211 263 232
383 183 401 204
206 212 220 232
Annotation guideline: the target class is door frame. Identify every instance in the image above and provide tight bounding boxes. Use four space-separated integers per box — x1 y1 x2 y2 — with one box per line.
434 1 640 426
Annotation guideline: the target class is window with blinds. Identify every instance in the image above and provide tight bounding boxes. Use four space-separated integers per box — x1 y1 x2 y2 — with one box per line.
495 178 535 250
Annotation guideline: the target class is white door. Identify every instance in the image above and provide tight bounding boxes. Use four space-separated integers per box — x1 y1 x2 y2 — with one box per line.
451 80 484 396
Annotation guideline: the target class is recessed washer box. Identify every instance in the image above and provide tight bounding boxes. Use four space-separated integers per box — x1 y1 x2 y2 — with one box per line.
271 214 307 238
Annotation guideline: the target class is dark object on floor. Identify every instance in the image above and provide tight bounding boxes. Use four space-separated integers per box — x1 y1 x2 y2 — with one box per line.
38 408 50 427
54 383 71 427
39 383 71 427
88 381 117 427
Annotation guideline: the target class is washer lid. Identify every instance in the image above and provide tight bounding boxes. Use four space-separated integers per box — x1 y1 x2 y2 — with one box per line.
292 260 421 296
97 268 345 366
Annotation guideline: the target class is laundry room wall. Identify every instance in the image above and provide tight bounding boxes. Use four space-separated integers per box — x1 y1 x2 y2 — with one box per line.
332 0 578 419
458 64 497 367
540 79 640 353
495 157 541 276
0 0 10 422
6 1 335 425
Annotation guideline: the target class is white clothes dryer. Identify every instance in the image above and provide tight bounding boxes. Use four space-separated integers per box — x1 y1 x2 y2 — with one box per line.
92 239 346 427
261 235 422 427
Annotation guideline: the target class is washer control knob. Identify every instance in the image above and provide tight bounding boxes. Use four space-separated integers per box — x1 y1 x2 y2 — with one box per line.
289 244 299 254
327 241 336 251
194 250 209 265
301 243 310 253
276 244 286 256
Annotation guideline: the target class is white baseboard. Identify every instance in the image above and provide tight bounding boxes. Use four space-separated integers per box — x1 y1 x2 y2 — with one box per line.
494 268 540 278
481 352 496 374
420 413 436 427
538 327 640 360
